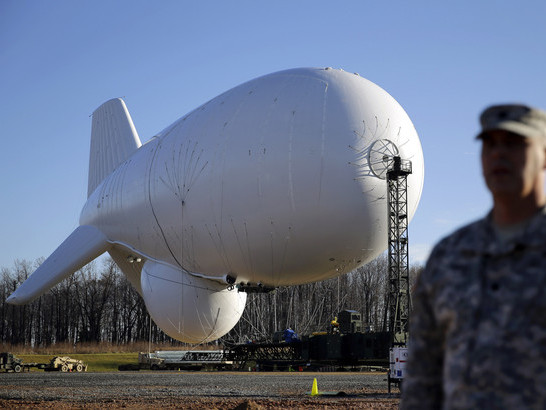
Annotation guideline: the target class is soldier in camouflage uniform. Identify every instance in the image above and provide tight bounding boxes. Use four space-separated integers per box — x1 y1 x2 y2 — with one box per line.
401 104 546 409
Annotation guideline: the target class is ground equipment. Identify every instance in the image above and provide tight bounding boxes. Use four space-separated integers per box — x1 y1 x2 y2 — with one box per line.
0 352 24 372
44 356 87 372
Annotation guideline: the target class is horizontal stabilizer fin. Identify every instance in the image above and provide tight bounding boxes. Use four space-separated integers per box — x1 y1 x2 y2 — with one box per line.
88 98 142 197
6 225 110 305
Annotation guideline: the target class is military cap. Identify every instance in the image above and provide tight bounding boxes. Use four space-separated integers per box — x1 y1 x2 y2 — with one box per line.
476 103 546 141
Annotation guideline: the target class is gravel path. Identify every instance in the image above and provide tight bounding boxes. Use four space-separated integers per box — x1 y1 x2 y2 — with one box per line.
0 371 400 408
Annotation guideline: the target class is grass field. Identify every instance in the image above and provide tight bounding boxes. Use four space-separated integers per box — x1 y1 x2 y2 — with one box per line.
5 342 214 372
18 353 138 372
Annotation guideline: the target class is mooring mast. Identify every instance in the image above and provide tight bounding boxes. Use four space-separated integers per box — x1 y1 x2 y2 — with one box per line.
386 156 412 346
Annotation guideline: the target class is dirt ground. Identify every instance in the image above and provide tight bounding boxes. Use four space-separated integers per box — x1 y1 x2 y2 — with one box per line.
0 396 400 409
0 371 400 408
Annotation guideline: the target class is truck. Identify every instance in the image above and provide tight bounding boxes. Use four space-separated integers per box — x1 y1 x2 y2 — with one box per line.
0 352 24 373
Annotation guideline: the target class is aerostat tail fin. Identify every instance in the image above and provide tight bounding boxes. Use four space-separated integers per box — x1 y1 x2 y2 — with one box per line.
6 225 110 305
88 98 142 197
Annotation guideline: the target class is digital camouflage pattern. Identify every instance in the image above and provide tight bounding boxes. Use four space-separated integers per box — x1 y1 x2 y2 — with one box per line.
401 208 546 409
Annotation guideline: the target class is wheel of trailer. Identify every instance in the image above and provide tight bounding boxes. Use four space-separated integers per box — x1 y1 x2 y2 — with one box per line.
14 364 22 373
61 364 68 372
76 364 83 372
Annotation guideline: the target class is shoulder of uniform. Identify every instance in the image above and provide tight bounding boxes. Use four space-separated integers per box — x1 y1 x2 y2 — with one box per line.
423 219 486 274
436 219 485 250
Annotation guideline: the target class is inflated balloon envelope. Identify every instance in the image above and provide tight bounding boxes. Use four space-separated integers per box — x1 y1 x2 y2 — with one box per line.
8 67 424 343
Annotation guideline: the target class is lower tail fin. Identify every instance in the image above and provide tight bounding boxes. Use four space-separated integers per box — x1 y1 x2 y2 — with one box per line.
88 98 142 197
6 225 110 305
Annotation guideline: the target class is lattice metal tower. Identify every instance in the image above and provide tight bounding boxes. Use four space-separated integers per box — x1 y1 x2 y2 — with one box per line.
386 156 412 346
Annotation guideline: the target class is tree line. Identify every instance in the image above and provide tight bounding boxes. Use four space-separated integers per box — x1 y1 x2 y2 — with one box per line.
0 255 422 348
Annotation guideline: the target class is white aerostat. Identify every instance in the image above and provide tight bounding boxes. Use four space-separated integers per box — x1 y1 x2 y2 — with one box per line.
8 67 424 343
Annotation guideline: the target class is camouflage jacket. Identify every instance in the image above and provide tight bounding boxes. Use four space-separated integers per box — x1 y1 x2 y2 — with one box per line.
401 208 546 409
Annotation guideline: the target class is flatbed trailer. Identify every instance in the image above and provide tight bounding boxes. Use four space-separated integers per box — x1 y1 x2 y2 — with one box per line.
224 332 390 371
1 353 87 373
0 353 47 372
138 350 233 371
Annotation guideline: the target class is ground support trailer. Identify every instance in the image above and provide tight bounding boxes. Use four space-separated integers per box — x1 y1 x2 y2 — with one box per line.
224 332 390 371
136 350 233 371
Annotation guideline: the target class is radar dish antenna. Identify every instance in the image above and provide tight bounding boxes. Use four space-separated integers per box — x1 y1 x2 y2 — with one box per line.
367 139 399 179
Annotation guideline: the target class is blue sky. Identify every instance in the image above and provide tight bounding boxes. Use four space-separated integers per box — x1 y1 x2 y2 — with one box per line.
1 1 546 269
